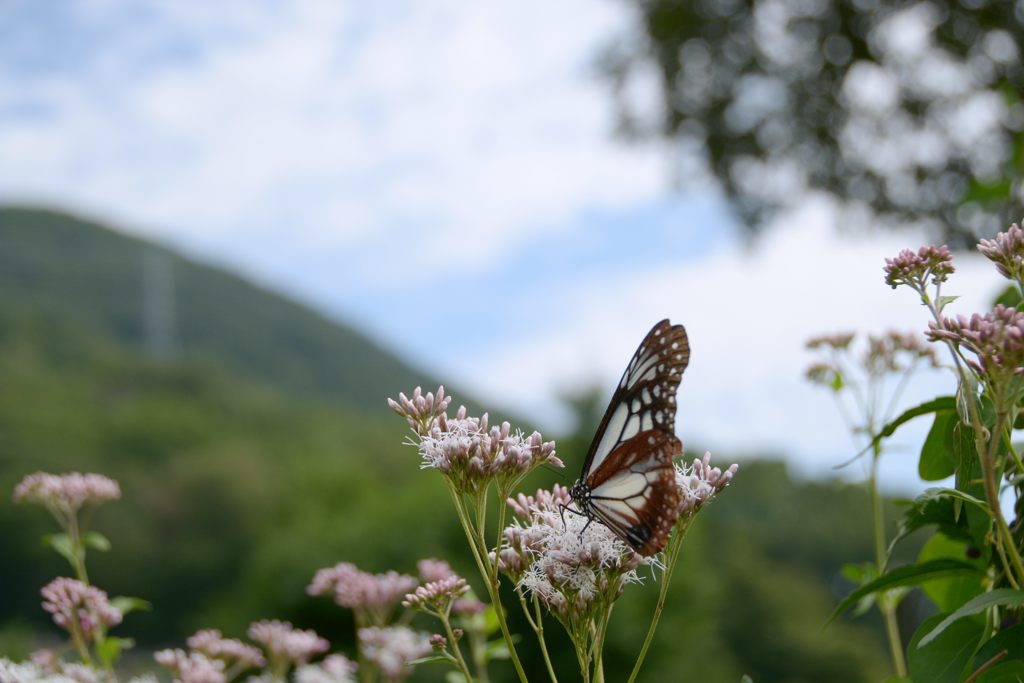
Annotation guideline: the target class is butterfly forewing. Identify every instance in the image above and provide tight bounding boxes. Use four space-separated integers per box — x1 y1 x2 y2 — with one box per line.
574 319 689 557
582 319 689 475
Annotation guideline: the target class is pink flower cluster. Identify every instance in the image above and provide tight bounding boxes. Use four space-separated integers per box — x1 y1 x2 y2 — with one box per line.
357 627 431 682
805 332 855 350
154 649 226 683
186 629 265 669
40 578 122 640
307 562 418 614
390 386 562 492
675 453 739 517
883 245 955 290
416 558 455 583
506 484 572 520
387 386 452 433
247 620 329 665
978 221 1024 282
928 304 1024 382
14 472 120 511
417 406 562 491
401 575 470 612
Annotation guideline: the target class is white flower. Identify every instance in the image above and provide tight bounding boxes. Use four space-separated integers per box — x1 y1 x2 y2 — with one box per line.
294 655 357 683
0 659 78 683
358 627 431 681
675 453 738 516
511 505 650 619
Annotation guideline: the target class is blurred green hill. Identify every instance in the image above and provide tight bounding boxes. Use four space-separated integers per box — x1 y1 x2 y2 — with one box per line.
0 207 907 681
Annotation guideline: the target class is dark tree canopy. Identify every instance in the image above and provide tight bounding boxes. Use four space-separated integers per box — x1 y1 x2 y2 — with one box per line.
603 0 1024 245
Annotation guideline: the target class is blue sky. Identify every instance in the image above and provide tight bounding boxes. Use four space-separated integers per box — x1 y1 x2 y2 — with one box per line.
0 1 1010 491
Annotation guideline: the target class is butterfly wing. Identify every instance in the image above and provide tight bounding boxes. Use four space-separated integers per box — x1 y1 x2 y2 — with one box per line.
577 319 690 555
586 430 682 555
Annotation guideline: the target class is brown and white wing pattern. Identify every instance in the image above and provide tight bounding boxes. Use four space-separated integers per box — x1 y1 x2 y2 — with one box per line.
586 430 682 556
570 319 690 556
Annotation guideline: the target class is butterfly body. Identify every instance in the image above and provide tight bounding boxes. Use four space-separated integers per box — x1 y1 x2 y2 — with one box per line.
569 320 689 556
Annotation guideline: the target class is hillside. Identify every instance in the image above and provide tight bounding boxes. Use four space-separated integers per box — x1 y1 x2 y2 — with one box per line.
0 207 436 408
0 206 906 682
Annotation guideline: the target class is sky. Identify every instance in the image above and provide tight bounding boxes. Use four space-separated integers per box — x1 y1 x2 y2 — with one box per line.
0 1 1012 491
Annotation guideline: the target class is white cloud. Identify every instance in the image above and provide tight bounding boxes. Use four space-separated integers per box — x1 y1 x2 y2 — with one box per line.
459 196 1005 487
0 0 663 277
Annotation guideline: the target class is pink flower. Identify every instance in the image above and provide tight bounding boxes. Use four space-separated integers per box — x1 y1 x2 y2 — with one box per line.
14 472 120 511
416 558 455 583
247 620 328 665
155 649 226 683
675 453 738 517
40 578 122 641
978 221 1024 281
186 629 265 669
308 563 417 615
401 576 470 612
883 245 954 290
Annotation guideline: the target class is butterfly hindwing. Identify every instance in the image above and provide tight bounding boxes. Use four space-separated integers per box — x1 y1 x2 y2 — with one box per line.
587 430 681 556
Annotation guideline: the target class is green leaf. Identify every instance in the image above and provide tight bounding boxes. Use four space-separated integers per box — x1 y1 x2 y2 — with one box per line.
908 613 982 683
110 596 151 615
920 410 957 481
917 533 984 613
82 531 111 552
829 559 982 625
409 655 453 666
936 295 960 312
858 396 957 460
972 622 1024 671
919 589 1024 647
482 605 500 636
42 533 79 566
995 284 1023 310
889 488 988 554
445 672 469 683
971 661 1024 683
484 639 511 660
96 636 134 668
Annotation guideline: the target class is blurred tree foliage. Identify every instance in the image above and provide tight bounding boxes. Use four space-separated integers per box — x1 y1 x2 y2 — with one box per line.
0 208 926 680
602 0 1024 245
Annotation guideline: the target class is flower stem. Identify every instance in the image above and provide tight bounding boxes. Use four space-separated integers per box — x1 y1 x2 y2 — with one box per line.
439 607 474 683
869 442 907 678
627 521 690 683
444 480 529 683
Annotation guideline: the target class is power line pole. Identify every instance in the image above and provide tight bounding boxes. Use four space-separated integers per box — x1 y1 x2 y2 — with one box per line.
142 245 178 362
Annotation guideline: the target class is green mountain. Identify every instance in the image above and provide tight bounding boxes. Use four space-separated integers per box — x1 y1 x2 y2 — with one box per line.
0 206 906 682
0 206 435 407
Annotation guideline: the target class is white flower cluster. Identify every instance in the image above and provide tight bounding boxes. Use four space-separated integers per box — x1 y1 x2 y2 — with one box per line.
516 510 648 620
675 453 738 517
294 654 357 683
496 487 650 621
0 659 154 683
357 627 431 681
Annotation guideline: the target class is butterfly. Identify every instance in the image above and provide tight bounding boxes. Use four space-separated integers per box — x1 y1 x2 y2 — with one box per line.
567 319 688 556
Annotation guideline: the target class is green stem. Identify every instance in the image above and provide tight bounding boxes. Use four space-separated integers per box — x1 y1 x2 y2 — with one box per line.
67 617 93 667
922 292 1024 587
981 412 1024 587
627 522 689 683
869 443 907 678
439 607 474 683
444 480 529 683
